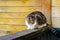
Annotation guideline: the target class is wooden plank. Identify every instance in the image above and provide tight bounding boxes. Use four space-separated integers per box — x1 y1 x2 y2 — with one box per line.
0 0 41 6
0 7 41 12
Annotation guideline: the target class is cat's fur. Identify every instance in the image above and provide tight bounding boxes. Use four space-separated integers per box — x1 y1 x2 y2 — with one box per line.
25 11 47 29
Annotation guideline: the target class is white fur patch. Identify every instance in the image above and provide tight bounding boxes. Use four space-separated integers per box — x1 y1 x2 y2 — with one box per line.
25 19 36 29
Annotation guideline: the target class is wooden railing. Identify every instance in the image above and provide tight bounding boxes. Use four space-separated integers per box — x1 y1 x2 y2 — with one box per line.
0 29 45 40
0 29 60 40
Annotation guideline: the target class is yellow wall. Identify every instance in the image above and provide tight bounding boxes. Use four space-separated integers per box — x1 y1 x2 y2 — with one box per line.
0 0 51 36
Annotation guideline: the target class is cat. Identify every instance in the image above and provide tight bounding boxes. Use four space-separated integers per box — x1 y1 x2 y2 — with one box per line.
25 11 47 29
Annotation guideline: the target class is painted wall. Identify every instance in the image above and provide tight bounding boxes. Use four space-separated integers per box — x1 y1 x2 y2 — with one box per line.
0 0 51 36
52 0 60 31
